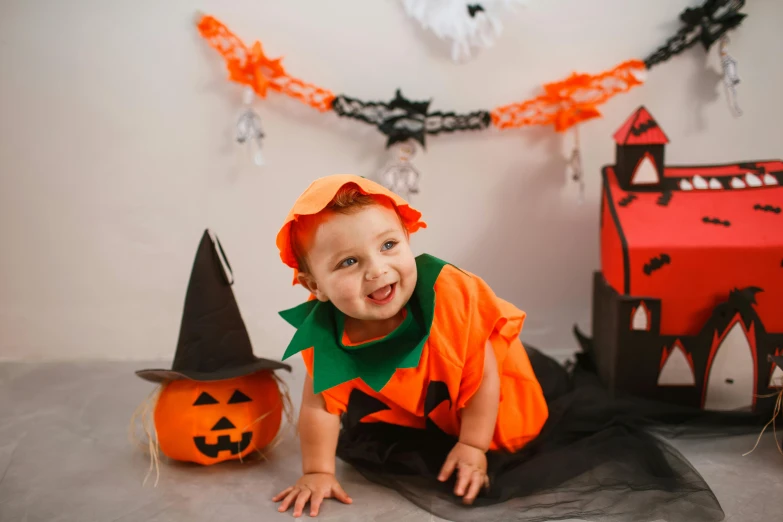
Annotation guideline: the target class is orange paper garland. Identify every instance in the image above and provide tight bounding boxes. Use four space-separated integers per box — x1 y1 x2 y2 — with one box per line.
197 15 335 112
196 14 645 134
491 60 647 132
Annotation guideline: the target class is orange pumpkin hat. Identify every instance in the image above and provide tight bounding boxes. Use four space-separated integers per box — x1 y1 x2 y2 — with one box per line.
276 174 427 284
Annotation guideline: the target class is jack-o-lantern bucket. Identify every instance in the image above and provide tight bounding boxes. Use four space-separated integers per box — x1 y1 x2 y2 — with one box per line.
154 371 285 465
133 229 292 477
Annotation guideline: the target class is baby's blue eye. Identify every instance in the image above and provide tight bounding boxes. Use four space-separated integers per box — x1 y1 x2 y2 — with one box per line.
340 258 357 268
382 241 397 251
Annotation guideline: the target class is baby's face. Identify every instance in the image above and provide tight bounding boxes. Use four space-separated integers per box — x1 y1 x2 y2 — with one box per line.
300 202 417 323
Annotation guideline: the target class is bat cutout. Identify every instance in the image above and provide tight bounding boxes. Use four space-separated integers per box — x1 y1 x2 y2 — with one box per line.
618 194 638 207
657 191 673 207
738 162 765 173
629 119 660 136
753 204 781 214
467 4 485 17
702 216 731 226
643 253 671 276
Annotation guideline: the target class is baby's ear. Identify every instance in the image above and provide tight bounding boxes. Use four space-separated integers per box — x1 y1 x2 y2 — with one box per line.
297 273 328 302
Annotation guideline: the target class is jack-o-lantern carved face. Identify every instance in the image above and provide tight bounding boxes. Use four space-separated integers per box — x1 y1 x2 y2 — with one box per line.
154 371 283 465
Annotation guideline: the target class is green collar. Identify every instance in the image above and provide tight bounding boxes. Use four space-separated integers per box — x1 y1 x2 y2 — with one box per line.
279 254 448 394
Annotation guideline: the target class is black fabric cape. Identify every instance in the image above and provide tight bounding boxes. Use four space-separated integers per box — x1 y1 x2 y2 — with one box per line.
334 339 768 522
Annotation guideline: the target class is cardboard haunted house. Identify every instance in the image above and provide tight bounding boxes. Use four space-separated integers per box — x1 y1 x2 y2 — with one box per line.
587 106 783 414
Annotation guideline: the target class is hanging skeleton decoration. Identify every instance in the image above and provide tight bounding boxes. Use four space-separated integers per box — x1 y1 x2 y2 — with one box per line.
566 126 585 204
236 87 266 166
377 141 421 200
719 35 742 117
400 0 527 63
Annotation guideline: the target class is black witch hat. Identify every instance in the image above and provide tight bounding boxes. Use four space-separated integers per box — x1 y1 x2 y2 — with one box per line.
136 230 291 383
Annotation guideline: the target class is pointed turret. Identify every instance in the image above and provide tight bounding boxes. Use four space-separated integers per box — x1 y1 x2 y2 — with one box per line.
614 106 669 191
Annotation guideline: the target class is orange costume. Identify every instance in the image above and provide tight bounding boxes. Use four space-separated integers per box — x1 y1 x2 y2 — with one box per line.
274 175 727 522
276 175 548 453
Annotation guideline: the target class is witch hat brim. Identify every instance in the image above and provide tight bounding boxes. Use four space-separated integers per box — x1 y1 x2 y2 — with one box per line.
136 229 291 384
135 358 290 384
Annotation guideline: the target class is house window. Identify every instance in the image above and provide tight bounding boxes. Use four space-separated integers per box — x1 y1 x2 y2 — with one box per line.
658 340 696 386
630 302 650 331
770 349 783 389
631 153 659 185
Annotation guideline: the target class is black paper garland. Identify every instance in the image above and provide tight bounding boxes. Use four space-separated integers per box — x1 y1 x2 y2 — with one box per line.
330 0 748 148
332 89 491 148
645 0 747 69
199 0 749 153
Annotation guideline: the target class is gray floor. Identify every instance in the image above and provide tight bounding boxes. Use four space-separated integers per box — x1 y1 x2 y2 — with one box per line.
1 358 781 522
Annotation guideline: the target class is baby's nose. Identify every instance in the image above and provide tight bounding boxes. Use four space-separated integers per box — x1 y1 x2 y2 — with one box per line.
365 263 388 280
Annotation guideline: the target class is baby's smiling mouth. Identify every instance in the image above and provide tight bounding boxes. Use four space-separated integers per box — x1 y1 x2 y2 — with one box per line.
367 283 396 304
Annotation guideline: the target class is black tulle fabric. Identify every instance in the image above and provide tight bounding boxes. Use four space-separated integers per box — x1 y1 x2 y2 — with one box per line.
335 343 768 522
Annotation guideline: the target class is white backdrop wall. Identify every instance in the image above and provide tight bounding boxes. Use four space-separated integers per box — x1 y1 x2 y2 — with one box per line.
1 0 781 361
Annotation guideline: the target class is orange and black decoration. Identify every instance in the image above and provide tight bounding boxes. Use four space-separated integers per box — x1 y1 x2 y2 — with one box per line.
579 106 783 415
135 230 291 466
276 175 549 454
196 1 747 146
273 175 737 521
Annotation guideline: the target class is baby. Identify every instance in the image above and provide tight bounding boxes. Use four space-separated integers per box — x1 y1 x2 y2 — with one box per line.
272 174 548 517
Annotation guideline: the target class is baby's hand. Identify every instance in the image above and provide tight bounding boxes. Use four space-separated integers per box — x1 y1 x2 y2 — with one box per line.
273 472 352 517
438 442 489 505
